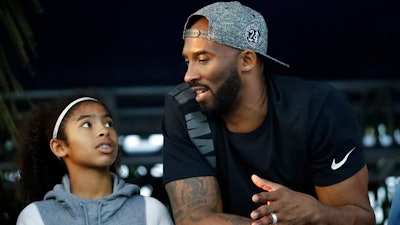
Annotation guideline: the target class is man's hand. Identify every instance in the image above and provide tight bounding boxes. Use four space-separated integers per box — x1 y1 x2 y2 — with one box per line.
250 171 375 225
250 174 321 225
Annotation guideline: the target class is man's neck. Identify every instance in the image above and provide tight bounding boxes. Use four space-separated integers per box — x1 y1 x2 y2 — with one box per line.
224 82 268 133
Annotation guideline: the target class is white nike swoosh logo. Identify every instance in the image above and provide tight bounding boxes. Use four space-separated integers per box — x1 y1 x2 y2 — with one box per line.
331 147 356 170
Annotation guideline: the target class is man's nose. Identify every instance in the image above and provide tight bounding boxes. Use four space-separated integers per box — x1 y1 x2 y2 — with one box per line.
184 64 199 83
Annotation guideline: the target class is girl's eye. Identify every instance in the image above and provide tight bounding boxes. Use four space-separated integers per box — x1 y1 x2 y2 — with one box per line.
82 122 91 128
105 121 113 128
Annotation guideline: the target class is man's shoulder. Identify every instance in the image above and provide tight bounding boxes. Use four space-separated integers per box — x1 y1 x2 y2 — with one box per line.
164 83 203 118
270 75 336 96
166 83 196 105
272 75 327 87
167 82 192 97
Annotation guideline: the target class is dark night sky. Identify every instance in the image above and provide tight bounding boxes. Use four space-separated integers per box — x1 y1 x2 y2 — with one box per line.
17 0 400 90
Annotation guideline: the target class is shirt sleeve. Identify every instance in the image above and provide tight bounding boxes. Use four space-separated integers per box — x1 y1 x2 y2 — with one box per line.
161 84 215 185
307 82 366 186
144 196 175 225
16 203 45 225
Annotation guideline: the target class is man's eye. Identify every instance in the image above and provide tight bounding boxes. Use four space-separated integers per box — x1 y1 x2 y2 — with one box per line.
199 58 209 63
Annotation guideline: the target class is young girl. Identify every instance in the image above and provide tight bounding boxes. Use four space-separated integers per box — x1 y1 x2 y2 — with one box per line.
16 94 174 225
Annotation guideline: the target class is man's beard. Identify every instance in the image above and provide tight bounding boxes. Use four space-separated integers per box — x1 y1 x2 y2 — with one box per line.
200 67 241 117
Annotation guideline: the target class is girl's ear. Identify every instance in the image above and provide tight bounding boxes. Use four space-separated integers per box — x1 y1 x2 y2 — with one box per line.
49 139 68 158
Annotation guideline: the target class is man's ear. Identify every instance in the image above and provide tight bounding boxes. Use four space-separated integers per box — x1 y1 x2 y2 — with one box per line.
49 139 67 158
238 49 257 72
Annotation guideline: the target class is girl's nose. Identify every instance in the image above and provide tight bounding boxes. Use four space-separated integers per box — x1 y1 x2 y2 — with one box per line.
98 126 110 137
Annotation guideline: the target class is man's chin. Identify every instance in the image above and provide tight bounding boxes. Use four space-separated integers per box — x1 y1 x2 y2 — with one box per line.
200 103 220 119
199 102 209 112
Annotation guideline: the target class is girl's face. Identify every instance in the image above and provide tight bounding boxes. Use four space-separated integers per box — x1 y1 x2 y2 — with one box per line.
62 101 118 170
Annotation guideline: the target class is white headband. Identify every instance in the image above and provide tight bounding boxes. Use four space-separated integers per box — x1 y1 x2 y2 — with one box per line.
52 97 98 139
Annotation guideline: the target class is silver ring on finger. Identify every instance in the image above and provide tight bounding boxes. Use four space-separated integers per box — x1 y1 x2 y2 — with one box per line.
270 212 278 224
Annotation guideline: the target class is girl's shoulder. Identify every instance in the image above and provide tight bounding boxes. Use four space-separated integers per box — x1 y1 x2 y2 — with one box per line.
16 202 45 225
143 196 175 225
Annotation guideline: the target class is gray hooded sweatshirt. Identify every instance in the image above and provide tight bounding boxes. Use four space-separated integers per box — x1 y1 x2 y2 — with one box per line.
17 173 174 225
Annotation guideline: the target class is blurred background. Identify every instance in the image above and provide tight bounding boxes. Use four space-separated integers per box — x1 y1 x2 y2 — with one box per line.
1 0 399 224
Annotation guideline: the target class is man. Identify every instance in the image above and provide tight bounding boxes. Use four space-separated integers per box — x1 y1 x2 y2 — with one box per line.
161 1 375 225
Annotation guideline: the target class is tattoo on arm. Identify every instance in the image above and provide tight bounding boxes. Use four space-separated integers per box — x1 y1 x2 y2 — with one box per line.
166 176 222 222
166 176 252 225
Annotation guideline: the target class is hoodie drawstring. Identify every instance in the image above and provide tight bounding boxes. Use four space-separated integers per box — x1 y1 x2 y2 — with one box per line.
80 203 90 225
79 202 104 225
97 203 103 225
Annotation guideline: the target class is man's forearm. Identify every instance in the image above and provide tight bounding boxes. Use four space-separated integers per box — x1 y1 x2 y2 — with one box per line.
174 211 253 225
312 203 375 225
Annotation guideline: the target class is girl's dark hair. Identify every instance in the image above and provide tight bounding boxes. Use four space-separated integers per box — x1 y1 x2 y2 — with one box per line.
16 91 120 206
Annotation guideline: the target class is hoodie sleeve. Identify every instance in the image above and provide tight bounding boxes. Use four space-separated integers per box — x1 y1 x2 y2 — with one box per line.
144 196 175 225
16 203 45 225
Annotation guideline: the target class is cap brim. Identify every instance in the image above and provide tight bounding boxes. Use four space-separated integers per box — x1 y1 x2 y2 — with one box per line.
265 54 290 68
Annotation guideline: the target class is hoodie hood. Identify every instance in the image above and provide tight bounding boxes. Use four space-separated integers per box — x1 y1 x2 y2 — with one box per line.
42 172 141 224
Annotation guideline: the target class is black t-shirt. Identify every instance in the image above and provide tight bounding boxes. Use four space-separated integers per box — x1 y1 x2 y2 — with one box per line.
161 75 366 217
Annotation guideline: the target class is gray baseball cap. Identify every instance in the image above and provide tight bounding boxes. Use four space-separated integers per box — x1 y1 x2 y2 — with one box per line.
183 1 289 68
